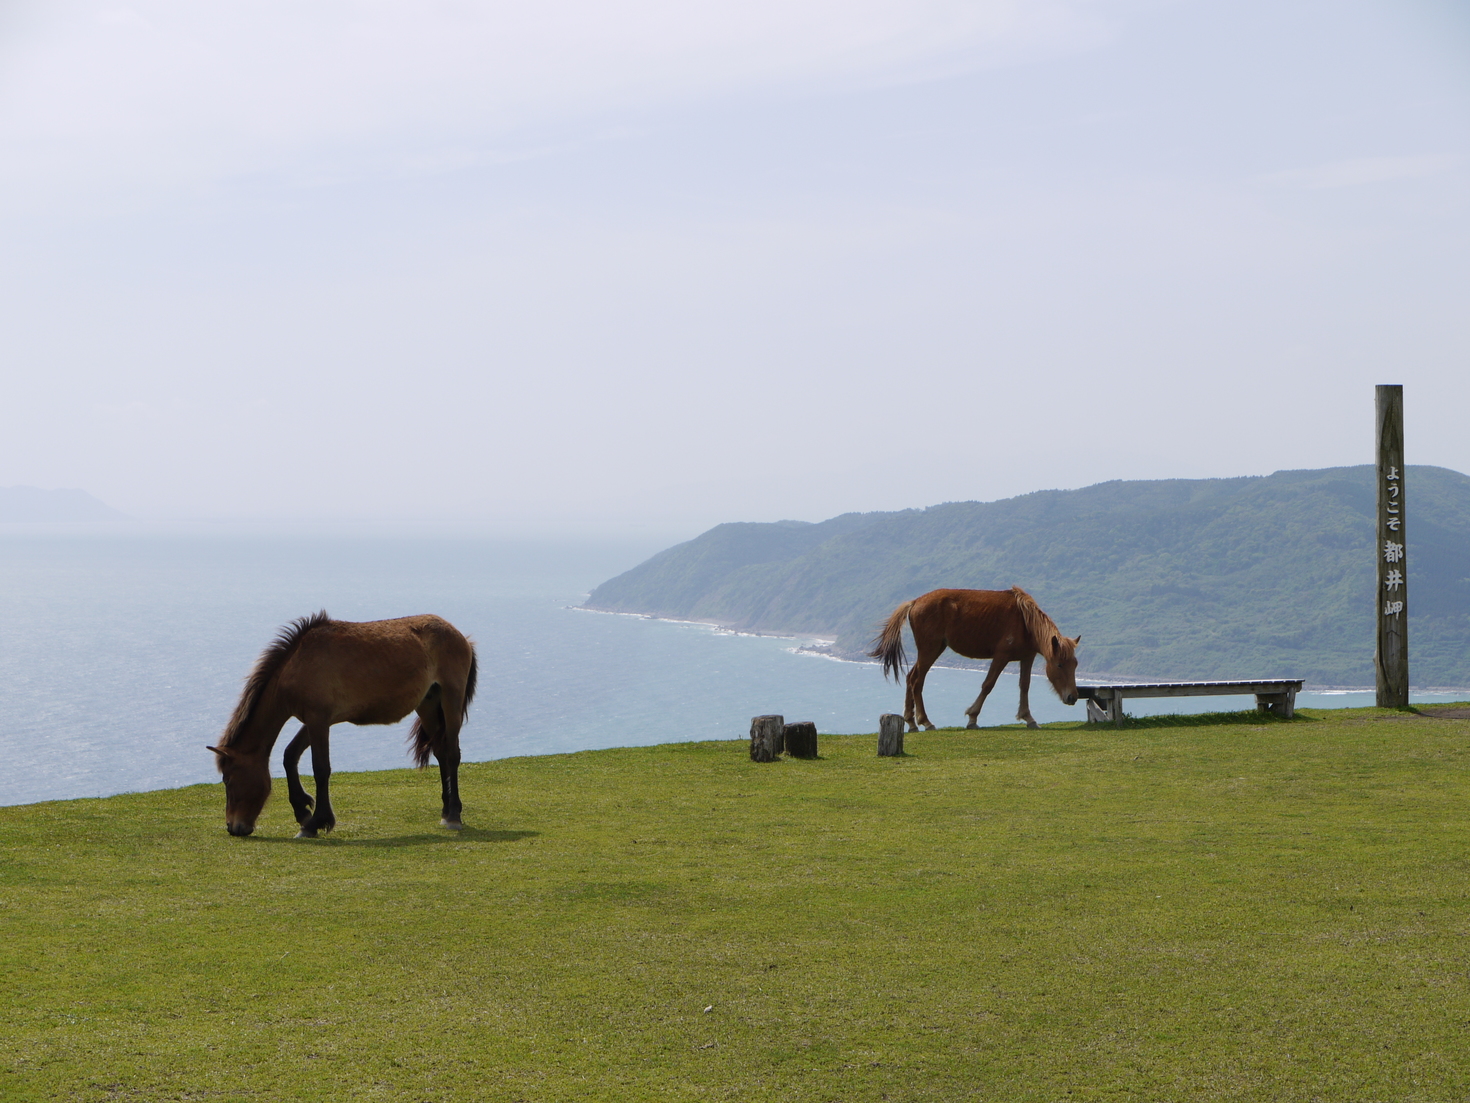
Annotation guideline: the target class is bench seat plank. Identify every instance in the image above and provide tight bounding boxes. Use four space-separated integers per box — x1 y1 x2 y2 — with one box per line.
1078 680 1303 722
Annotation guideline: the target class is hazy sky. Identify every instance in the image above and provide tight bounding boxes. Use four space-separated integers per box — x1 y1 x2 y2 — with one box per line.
2 0 1466 537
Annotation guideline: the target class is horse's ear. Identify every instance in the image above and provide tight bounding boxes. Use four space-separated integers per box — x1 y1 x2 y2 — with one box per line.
1050 635 1060 655
206 745 229 758
1073 635 1081 646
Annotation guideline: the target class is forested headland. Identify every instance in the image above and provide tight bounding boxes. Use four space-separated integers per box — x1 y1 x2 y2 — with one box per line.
585 466 1470 687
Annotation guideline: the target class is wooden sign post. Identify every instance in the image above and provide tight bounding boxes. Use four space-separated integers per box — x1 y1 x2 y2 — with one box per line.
1375 385 1409 707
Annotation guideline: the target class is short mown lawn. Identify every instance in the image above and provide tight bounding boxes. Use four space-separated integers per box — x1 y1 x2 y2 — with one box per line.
3 707 1469 1101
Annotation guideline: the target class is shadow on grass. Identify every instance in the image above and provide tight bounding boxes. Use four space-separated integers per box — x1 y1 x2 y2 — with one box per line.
1101 709 1316 729
254 828 540 847
1413 705 1470 719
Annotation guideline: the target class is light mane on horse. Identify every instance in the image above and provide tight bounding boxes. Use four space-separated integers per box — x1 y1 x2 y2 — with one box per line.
217 610 333 752
1010 586 1061 659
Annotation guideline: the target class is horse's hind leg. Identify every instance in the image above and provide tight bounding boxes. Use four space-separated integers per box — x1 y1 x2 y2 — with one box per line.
436 734 463 831
438 685 466 830
297 726 336 838
282 725 315 826
964 657 1011 729
417 685 464 830
903 667 917 730
906 642 945 732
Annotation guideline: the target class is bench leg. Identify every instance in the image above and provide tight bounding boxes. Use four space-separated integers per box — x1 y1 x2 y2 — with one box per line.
1085 698 1109 724
1256 692 1295 718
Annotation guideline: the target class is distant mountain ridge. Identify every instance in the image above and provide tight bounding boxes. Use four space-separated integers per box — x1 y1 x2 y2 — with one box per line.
0 486 127 523
585 466 1470 688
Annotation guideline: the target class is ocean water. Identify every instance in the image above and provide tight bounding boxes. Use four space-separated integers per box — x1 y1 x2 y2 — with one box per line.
1 532 1464 808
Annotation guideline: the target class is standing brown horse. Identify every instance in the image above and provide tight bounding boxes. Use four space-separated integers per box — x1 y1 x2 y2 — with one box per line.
870 587 1080 732
208 612 477 838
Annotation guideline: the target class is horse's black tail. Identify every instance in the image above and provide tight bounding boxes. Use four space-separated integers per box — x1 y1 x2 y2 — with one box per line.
464 647 478 711
409 696 442 770
409 647 476 769
868 600 914 682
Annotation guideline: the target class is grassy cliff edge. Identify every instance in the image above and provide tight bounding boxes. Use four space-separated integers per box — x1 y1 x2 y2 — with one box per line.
4 710 1470 1100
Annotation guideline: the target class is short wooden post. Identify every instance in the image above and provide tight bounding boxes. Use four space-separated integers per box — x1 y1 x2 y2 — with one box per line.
783 721 818 759
749 715 784 763
878 713 905 757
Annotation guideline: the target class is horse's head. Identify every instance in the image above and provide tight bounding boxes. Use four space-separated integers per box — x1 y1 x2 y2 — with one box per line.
207 745 271 836
1045 634 1082 706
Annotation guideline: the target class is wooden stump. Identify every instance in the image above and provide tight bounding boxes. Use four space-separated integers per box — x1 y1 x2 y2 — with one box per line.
750 715 784 762
878 713 905 757
783 721 818 759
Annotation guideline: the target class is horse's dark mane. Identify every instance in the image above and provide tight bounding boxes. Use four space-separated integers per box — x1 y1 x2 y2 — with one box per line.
1010 586 1060 660
218 610 333 749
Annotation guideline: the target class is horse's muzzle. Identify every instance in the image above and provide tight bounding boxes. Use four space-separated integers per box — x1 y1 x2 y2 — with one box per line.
227 822 254 837
1064 692 1078 706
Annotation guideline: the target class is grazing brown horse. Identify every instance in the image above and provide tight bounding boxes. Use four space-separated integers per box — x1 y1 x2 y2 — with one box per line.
208 612 477 838
869 587 1080 732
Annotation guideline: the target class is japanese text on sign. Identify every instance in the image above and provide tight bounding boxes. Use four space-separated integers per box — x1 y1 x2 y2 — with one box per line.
1381 467 1404 617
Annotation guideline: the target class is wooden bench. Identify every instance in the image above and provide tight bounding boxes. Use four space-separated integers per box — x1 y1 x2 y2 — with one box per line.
1078 680 1304 723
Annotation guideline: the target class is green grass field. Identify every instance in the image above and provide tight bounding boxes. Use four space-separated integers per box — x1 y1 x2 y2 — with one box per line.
4 708 1469 1101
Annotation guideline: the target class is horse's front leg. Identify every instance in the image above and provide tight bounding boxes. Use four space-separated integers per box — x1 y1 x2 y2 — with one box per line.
1016 654 1039 729
297 726 336 838
965 658 1010 728
282 725 315 826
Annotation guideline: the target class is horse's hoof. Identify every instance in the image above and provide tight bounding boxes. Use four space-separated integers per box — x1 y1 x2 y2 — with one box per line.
965 722 978 730
441 819 464 831
923 723 936 731
295 829 317 839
